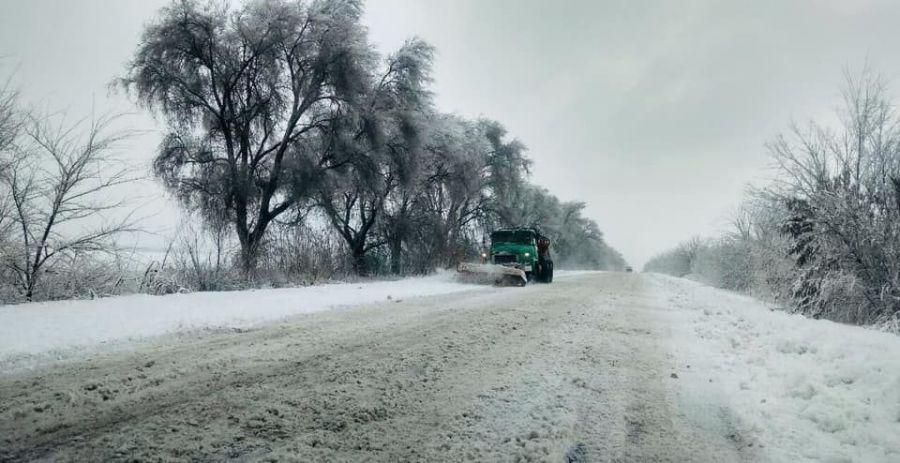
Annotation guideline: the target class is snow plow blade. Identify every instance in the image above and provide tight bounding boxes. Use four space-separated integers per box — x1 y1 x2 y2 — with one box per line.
456 262 527 286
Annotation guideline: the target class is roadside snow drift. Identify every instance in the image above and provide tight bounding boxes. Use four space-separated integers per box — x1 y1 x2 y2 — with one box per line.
0 273 481 369
650 274 900 462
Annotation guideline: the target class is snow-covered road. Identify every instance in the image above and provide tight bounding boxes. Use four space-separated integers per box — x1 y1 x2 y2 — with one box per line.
1 272 898 461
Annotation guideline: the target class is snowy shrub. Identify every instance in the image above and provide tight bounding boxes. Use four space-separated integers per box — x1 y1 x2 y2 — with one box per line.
691 238 753 291
0 251 145 303
643 248 691 277
649 69 900 329
747 235 795 304
643 238 701 277
768 70 900 326
258 222 349 285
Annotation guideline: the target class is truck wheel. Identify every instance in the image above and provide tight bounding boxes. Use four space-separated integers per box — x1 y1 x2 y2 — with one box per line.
536 259 552 283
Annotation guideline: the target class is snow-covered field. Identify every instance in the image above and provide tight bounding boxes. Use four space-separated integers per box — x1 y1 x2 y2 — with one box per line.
649 273 900 462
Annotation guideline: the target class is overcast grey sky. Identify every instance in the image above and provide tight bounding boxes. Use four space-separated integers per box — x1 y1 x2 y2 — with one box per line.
3 0 900 266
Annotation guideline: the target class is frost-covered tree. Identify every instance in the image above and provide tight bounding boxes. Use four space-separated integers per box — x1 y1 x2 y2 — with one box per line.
0 77 19 242
317 38 434 275
122 0 375 275
767 68 900 325
0 76 22 297
647 68 900 329
481 120 531 227
413 116 493 269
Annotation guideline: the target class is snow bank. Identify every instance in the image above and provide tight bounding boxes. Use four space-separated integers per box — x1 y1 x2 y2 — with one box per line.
651 274 900 462
0 273 479 370
554 269 605 278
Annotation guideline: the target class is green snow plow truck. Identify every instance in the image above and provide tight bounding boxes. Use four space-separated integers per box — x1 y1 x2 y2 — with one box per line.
457 227 554 286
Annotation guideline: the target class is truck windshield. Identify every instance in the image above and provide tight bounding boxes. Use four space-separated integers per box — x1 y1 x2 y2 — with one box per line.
491 231 534 245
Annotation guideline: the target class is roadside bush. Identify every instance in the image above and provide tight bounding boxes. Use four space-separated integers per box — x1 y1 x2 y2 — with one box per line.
643 238 700 278
259 222 350 285
645 69 900 332
691 238 752 291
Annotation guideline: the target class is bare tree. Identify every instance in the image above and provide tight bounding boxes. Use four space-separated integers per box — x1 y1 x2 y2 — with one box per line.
1 114 135 300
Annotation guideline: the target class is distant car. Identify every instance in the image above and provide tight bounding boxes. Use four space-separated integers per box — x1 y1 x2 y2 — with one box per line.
625 266 633 272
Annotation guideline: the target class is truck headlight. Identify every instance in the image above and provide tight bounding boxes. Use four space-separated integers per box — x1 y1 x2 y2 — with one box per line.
524 252 530 258
481 252 487 258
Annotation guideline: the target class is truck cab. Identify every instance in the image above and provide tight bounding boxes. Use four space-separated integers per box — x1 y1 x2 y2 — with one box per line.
489 228 553 282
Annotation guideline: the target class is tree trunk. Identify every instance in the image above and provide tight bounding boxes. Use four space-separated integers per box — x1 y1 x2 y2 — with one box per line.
351 244 368 276
240 246 257 278
24 279 35 301
23 261 39 301
237 226 260 280
446 224 460 268
389 237 403 275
